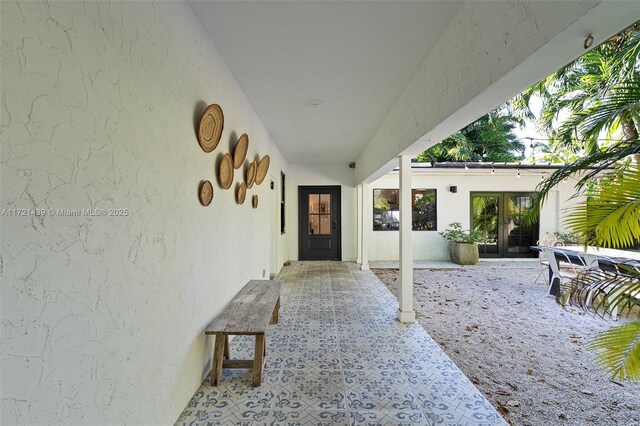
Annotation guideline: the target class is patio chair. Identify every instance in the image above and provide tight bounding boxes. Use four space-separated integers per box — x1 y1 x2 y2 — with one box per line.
535 236 564 285
543 247 578 296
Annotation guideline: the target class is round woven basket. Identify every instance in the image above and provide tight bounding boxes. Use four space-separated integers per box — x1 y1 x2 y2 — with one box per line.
233 133 249 169
246 160 257 188
255 155 270 185
198 180 214 206
218 153 234 190
236 182 247 204
198 104 224 153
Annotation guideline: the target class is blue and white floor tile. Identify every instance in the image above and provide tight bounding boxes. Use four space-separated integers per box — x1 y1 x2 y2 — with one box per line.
176 262 506 425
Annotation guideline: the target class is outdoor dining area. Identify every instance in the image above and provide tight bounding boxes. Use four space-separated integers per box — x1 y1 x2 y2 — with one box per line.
532 237 640 318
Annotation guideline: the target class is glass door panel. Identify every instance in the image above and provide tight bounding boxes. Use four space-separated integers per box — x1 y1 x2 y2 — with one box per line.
505 194 537 254
308 193 331 235
471 192 539 258
472 195 500 256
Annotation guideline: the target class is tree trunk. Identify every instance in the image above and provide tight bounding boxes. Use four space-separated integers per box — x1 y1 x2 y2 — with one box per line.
620 113 639 163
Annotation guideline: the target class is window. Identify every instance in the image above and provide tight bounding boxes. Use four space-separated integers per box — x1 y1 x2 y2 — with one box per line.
308 193 331 235
280 172 285 234
373 189 437 231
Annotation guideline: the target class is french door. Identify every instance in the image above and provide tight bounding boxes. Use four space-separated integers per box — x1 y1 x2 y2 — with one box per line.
298 186 341 260
471 192 539 258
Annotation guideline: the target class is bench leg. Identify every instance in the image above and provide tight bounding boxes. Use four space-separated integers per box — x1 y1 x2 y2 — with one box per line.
271 297 280 324
211 332 225 386
224 335 230 359
253 334 265 387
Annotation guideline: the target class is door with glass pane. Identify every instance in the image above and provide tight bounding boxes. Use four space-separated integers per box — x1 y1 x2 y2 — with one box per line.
299 186 341 260
471 192 539 258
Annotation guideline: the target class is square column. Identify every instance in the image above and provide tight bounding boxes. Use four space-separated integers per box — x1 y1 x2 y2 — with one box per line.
398 155 415 323
356 184 363 265
360 182 370 271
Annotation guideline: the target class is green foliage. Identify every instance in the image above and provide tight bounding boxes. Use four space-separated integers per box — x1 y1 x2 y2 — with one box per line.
439 222 483 244
511 23 640 158
589 321 640 382
520 22 640 381
560 267 640 381
565 165 640 249
552 231 585 245
416 107 525 163
373 192 390 211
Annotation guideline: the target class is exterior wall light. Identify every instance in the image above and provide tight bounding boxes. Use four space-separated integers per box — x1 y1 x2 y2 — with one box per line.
584 34 594 49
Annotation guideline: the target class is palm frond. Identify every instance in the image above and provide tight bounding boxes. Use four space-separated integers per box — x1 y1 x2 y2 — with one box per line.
564 166 640 249
559 268 640 319
589 320 640 381
524 140 640 224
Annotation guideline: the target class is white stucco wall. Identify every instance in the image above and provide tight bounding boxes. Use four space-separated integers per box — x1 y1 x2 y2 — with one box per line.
286 163 357 262
1 1 288 424
368 168 576 261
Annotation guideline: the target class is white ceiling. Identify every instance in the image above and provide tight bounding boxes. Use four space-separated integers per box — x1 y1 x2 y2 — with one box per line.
188 1 463 164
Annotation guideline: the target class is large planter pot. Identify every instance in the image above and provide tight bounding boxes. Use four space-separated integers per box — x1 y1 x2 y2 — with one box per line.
449 242 479 265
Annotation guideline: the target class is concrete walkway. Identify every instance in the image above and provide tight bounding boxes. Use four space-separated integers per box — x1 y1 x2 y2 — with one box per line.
177 262 506 425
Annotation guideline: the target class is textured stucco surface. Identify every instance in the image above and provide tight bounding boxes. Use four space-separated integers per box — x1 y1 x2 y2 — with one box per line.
355 1 639 183
1 1 287 424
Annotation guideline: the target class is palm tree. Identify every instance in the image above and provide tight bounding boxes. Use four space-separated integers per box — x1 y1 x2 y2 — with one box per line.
519 22 640 381
417 107 525 163
511 23 640 155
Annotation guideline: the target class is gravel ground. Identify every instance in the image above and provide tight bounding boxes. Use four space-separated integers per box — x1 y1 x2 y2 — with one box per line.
373 265 640 426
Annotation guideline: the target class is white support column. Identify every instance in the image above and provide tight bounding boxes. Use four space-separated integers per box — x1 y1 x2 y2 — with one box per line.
356 184 363 265
360 182 370 271
398 155 415 323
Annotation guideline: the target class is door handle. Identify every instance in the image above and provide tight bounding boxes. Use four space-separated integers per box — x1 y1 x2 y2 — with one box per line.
333 220 338 230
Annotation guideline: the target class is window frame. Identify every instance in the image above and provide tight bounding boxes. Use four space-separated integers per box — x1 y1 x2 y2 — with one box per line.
372 188 437 232
280 172 286 234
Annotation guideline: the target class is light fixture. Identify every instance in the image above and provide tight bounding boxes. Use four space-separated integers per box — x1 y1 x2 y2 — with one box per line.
304 99 324 107
491 168 495 175
540 173 545 181
464 163 469 170
517 170 521 178
349 162 356 169
584 34 594 49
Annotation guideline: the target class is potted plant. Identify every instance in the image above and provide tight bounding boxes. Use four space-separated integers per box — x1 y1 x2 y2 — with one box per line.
439 222 482 265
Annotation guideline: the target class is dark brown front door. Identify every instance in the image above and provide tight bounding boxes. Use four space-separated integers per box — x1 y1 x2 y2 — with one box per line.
299 186 341 260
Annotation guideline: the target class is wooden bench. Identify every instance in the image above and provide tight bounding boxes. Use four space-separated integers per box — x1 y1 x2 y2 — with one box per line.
205 280 282 387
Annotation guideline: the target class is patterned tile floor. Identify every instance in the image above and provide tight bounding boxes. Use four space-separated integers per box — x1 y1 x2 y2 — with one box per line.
177 262 507 425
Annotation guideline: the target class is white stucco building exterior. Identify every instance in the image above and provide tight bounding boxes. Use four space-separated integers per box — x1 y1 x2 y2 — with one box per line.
367 163 577 261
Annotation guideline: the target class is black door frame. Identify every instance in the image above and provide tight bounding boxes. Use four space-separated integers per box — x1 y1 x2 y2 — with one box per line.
298 185 342 261
470 191 539 258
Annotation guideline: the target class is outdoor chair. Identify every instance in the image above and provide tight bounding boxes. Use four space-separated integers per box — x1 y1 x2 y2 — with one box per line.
535 236 564 285
543 247 579 296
